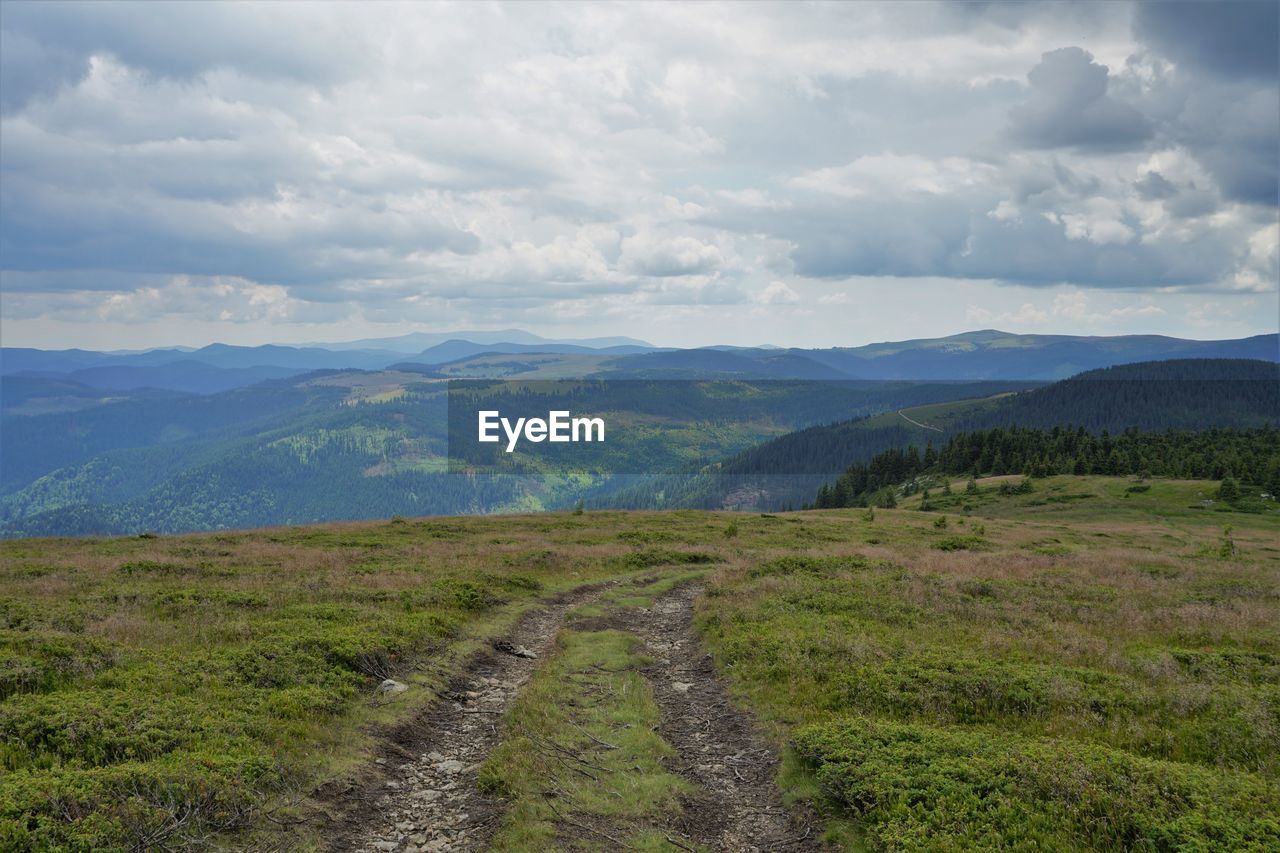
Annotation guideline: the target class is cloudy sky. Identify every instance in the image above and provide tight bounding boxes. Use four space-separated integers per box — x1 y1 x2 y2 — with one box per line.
1 1 1277 350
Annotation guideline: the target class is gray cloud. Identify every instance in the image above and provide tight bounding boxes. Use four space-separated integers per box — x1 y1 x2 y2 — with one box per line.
1172 86 1279 207
0 1 1275 348
1009 47 1152 151
1134 1 1278 80
0 1 369 113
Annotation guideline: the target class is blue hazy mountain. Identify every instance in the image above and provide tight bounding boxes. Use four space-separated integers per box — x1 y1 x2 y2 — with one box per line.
2 345 1275 536
5 330 1276 387
797 330 1279 380
308 330 654 353
406 339 660 365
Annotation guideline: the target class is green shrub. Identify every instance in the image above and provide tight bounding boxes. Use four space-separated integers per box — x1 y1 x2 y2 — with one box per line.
748 555 879 579
610 549 715 569
933 535 988 551
794 717 1280 851
0 753 275 851
0 631 118 700
117 560 194 577
833 653 1139 723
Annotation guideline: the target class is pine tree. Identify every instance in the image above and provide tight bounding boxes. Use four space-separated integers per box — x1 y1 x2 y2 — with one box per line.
1218 476 1240 501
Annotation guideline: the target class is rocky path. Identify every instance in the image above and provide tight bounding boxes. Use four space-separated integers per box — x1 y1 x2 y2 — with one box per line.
331 578 823 852
620 584 823 851
333 585 609 852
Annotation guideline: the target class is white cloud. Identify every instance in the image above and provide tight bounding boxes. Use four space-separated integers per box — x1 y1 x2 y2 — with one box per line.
754 280 800 305
792 154 994 198
0 1 1274 348
620 231 726 278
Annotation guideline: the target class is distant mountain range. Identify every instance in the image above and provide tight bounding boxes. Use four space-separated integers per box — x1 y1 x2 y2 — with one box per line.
304 329 655 353
1 348 1274 536
5 329 1272 394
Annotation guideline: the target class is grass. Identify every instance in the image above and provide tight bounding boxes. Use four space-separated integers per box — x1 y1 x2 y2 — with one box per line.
479 629 694 850
0 516 666 850
696 477 1280 849
1 475 1277 849
482 570 713 850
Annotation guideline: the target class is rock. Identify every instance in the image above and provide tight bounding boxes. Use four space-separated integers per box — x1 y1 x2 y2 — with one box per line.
434 759 466 774
425 751 445 762
377 679 409 696
372 842 398 852
493 639 538 659
672 681 693 693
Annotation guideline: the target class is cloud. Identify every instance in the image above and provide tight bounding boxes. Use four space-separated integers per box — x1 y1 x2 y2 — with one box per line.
753 280 799 305
1133 1 1278 80
0 1 1275 349
1009 47 1152 151
791 154 994 198
620 232 726 277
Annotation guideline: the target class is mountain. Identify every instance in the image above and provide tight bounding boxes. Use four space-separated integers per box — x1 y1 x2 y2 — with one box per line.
597 359 1280 511
598 348 849 379
0 376 184 417
3 329 1278 534
1 343 401 375
0 372 1034 537
802 330 1279 380
5 330 1274 390
52 362 311 394
408 339 658 365
308 330 654 353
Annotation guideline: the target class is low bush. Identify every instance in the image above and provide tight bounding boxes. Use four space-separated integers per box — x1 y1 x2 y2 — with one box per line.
794 717 1280 851
933 535 988 551
609 548 716 569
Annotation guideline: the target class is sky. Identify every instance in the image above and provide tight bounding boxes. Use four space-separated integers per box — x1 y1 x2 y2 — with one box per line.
1 1 1277 351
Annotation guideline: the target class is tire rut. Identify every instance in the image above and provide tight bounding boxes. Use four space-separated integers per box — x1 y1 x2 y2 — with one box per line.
617 583 826 851
332 582 610 853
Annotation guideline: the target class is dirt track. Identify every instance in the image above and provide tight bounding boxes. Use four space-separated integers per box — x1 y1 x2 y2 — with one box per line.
622 584 823 851
327 580 822 851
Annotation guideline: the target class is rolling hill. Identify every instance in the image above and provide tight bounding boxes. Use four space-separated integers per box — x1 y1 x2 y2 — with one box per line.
3 331 1277 535
1 371 1043 537
598 359 1280 511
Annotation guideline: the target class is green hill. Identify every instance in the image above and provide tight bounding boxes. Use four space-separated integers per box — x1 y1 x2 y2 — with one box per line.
612 359 1279 511
1 376 1028 537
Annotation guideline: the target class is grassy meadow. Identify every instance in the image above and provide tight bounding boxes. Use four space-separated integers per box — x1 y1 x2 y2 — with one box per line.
1 475 1277 849
699 477 1280 849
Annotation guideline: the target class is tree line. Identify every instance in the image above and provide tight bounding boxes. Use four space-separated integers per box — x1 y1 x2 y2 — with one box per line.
813 426 1280 509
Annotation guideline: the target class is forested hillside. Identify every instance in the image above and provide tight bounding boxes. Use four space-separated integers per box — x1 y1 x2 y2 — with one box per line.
1 376 1026 537
951 359 1279 432
814 426 1280 508
605 359 1280 512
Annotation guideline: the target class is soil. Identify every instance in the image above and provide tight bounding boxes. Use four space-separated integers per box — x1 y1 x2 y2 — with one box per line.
319 584 609 852
320 581 825 852
619 584 824 851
